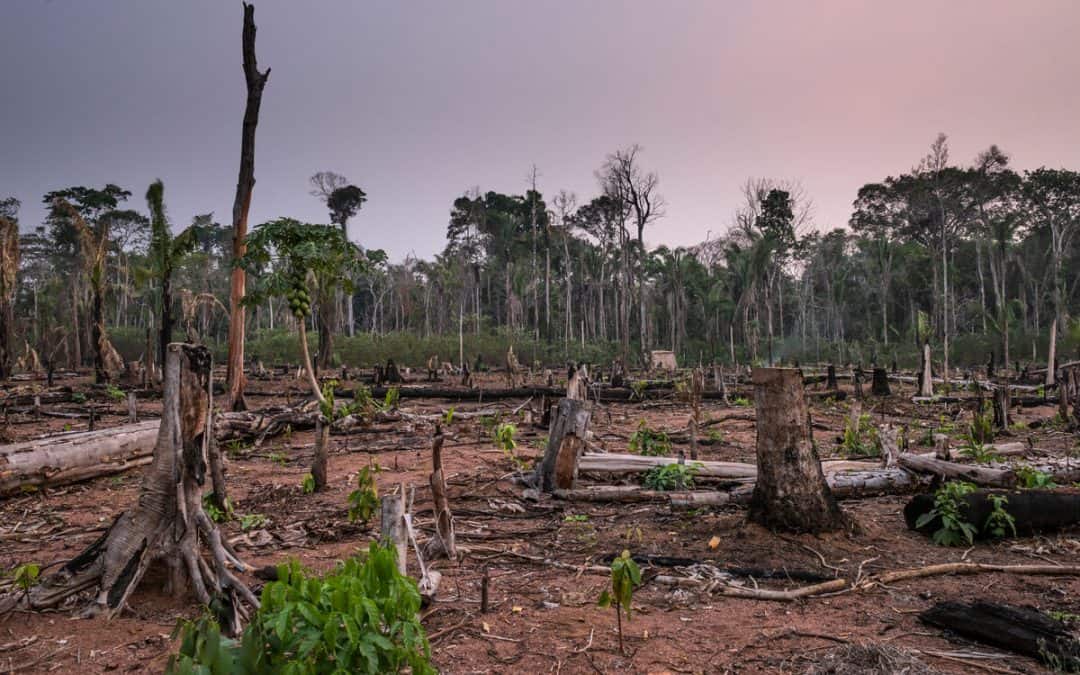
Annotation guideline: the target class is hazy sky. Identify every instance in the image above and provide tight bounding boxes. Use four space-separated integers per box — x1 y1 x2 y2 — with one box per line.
3 0 1079 260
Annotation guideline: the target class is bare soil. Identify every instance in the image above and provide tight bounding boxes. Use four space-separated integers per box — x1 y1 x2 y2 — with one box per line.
2 371 1078 674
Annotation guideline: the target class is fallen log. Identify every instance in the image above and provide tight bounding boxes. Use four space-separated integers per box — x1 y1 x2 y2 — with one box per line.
576 453 883 480
555 467 919 506
920 602 1080 671
338 385 743 403
0 420 160 495
897 453 1017 487
905 489 1080 538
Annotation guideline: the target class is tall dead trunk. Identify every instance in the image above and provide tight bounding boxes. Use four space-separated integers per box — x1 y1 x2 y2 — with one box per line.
1046 319 1057 388
1 344 257 632
0 216 17 380
539 398 592 492
225 2 271 412
312 416 329 491
919 342 934 397
747 368 845 533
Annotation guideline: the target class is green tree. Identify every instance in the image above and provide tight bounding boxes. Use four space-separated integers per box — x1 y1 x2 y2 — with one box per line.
146 180 199 365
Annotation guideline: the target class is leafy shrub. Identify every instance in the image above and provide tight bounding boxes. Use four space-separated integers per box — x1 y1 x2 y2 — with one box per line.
1016 465 1057 489
301 473 316 494
347 464 380 524
105 384 126 403
202 493 232 523
642 462 701 491
969 400 994 445
167 543 434 674
730 396 752 407
958 433 1000 465
841 413 880 457
8 563 40 591
983 494 1017 538
629 420 671 456
238 514 268 532
916 481 978 546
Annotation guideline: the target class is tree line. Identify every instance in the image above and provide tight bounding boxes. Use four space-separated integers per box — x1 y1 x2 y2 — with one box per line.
2 133 1080 384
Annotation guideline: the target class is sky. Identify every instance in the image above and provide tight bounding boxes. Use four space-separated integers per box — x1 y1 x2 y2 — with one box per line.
3 0 1079 261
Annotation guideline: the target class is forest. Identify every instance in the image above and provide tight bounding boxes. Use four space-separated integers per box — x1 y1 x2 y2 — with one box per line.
4 134 1080 385
2 3 1080 675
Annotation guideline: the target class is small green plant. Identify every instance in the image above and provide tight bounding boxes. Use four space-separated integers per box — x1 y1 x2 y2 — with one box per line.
301 473 316 494
492 422 517 451
347 463 381 524
377 387 400 412
1016 465 1057 489
319 379 338 419
706 429 723 443
71 392 87 404
598 550 642 655
563 514 589 523
730 395 751 407
959 433 1001 465
983 494 1017 538
642 462 701 491
105 384 126 403
225 439 251 457
1049 610 1079 625
267 451 288 466
629 419 671 456
969 401 994 445
202 493 233 523
9 563 40 591
167 543 434 674
1008 420 1028 432
841 413 881 457
238 513 268 532
630 380 648 400
442 407 455 425
916 481 978 546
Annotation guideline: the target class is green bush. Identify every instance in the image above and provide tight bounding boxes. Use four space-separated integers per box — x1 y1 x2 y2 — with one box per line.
167 543 433 674
629 420 671 456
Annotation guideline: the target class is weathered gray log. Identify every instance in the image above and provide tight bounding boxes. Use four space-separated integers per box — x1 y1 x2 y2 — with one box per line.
748 368 846 532
898 453 1017 487
577 453 879 480
1 420 159 495
919 343 933 397
539 398 592 491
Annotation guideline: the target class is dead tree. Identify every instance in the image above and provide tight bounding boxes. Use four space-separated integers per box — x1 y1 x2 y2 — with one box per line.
871 367 890 396
538 398 592 492
852 365 864 399
311 414 330 491
0 215 17 380
825 364 837 390
992 384 1011 431
567 363 589 401
918 342 934 397
688 367 704 460
425 424 456 560
0 344 257 633
747 368 846 533
505 345 519 388
225 2 271 412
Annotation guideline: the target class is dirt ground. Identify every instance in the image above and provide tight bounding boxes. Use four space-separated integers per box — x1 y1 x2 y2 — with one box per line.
1 369 1078 674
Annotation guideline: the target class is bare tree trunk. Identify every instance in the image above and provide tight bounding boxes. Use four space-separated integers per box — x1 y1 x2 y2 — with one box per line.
425 424 456 560
919 343 934 397
225 2 271 412
1047 319 1057 388
312 416 329 491
748 368 845 533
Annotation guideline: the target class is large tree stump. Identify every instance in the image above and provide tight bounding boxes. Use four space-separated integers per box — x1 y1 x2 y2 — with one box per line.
918 342 934 397
747 368 845 533
870 367 891 396
380 490 407 576
538 398 592 492
0 344 257 633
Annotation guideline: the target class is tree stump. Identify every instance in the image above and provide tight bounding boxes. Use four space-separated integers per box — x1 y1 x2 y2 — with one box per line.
539 398 592 492
747 368 845 533
425 424 456 560
993 385 1011 431
380 490 407 576
918 342 934 397
871 367 890 396
312 415 329 491
826 364 837 390
0 344 257 632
